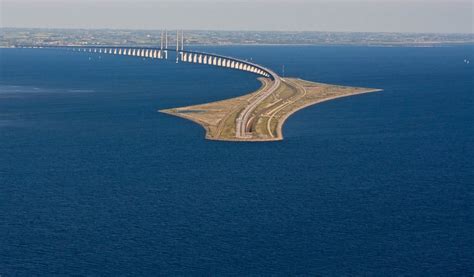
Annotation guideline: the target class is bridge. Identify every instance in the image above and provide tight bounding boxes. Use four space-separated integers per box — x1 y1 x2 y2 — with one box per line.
22 46 274 79
18 31 380 141
20 30 281 139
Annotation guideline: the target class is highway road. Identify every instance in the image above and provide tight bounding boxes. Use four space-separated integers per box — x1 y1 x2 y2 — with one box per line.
235 69 281 138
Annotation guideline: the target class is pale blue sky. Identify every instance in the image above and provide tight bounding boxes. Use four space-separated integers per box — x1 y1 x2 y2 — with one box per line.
1 0 472 33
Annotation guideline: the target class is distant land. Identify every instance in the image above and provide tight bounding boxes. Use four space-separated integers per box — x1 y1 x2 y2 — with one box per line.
1 28 473 48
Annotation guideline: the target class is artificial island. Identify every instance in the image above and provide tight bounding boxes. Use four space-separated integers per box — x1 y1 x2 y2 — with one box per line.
162 78 380 141
21 30 382 141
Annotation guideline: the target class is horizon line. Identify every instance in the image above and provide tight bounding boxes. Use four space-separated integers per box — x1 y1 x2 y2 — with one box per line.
1 26 473 36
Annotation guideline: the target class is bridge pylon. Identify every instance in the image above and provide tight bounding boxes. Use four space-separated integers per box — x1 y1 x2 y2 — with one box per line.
164 30 168 59
176 30 179 63
160 30 164 59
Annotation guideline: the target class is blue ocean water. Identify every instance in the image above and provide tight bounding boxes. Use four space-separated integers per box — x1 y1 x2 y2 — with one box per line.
0 46 472 275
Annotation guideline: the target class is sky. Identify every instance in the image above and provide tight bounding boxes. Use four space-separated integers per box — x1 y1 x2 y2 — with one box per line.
1 0 472 33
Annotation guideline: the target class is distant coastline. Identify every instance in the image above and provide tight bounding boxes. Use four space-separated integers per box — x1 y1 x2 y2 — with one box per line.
1 27 473 48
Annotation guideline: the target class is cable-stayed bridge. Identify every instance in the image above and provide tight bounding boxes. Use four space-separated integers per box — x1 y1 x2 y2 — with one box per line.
18 30 276 80
18 30 282 139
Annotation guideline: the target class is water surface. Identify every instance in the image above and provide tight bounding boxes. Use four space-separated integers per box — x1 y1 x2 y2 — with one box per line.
0 46 472 275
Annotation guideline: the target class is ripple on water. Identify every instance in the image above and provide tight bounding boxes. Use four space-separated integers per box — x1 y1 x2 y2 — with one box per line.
0 85 95 95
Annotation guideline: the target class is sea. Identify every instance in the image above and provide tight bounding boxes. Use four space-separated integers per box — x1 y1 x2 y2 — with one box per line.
0 45 472 275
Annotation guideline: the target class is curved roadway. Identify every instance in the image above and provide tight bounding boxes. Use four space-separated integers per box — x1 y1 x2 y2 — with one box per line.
235 74 281 138
22 45 281 138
